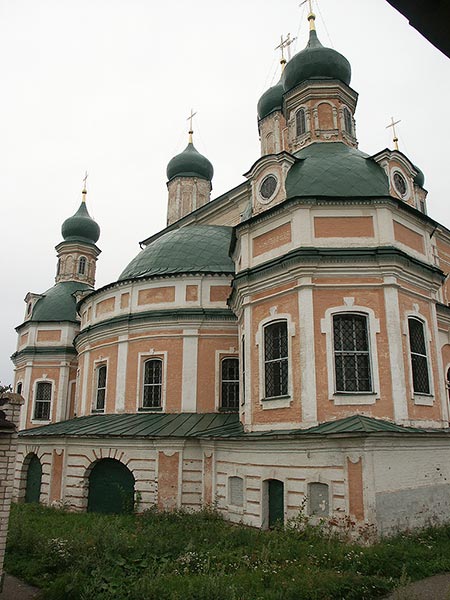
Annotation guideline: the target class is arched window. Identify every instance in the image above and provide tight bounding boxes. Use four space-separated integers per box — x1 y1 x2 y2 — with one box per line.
296 108 306 136
56 259 61 276
34 382 52 420
94 365 107 412
78 256 87 275
333 314 372 392
446 368 450 404
142 359 162 409
16 382 23 395
408 318 430 394
343 107 352 134
264 321 288 398
221 357 239 410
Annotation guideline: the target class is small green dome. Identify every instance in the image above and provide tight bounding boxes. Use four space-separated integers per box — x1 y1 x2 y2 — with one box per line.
61 201 100 244
31 281 91 322
166 142 214 182
119 225 234 280
257 80 284 120
286 142 389 198
283 28 351 93
413 165 425 187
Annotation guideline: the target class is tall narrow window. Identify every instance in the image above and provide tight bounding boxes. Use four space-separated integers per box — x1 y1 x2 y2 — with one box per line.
94 365 107 411
343 107 352 134
333 314 372 392
142 359 162 409
446 368 450 405
408 318 430 394
296 108 306 137
78 256 87 275
16 382 23 395
264 321 288 398
34 382 52 420
221 357 239 410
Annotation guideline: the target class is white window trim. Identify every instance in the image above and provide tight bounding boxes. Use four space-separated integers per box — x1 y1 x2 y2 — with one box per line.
255 311 295 409
404 311 434 405
91 358 109 413
136 350 167 412
214 349 239 411
31 378 55 424
321 303 380 405
306 478 332 517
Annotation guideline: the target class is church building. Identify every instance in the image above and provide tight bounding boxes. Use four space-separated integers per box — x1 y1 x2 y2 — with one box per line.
11 9 450 534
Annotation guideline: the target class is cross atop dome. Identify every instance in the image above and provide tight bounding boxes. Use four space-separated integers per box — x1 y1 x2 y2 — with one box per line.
187 109 197 143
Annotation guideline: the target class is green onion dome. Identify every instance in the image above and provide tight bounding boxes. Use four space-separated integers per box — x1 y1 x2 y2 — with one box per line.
282 27 351 93
413 165 425 187
286 142 389 198
61 200 100 245
119 225 234 280
257 80 284 120
166 142 214 182
30 281 91 322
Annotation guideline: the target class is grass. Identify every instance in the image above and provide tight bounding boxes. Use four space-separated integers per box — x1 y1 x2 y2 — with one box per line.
5 503 450 599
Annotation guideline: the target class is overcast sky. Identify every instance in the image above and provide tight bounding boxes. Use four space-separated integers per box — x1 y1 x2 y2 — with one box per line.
1 0 449 384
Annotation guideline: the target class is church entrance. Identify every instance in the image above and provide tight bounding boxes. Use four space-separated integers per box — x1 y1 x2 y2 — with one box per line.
267 479 284 528
25 454 42 503
87 458 135 514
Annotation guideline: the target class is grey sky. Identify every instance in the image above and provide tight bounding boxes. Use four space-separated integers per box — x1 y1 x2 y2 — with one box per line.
1 0 449 384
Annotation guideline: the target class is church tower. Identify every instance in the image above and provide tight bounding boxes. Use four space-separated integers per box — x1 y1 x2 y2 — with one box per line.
166 119 214 226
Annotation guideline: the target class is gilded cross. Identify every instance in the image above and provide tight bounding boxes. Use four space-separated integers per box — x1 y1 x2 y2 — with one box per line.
386 116 401 151
82 171 88 195
275 33 297 68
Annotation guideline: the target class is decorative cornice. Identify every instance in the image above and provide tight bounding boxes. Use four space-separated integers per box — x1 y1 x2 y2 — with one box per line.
11 345 77 362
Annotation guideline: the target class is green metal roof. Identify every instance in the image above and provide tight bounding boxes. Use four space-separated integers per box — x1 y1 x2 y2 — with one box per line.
19 412 243 438
257 80 284 120
286 142 390 198
30 281 91 323
283 28 351 92
119 225 234 281
61 201 100 244
166 142 214 182
20 412 428 440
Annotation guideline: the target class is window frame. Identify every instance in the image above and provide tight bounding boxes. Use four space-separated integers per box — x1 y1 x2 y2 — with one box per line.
78 256 87 275
406 315 433 403
296 107 307 137
255 313 295 408
92 364 107 413
343 107 353 135
139 356 164 411
32 380 53 422
321 303 380 405
333 313 373 394
220 356 240 412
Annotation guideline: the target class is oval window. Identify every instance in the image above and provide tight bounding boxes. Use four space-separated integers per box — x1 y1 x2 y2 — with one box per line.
259 175 278 201
393 172 407 197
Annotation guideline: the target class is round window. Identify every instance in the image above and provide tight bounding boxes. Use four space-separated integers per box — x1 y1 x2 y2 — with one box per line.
393 172 407 197
259 175 278 202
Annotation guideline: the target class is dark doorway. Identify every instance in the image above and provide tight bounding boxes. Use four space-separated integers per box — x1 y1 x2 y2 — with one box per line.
87 458 135 514
25 455 42 504
268 479 284 528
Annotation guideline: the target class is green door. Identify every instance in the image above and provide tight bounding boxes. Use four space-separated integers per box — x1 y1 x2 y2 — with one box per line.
87 459 135 514
25 455 42 504
268 479 284 528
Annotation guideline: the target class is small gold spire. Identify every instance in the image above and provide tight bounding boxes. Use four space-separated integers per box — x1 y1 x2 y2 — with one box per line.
187 109 197 143
386 116 401 151
300 0 316 30
82 171 88 201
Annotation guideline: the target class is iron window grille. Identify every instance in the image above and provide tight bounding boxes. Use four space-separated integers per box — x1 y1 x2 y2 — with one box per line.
95 365 107 411
264 321 288 398
34 382 52 420
78 256 87 275
408 318 430 394
333 314 372 392
142 359 162 408
221 357 239 410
